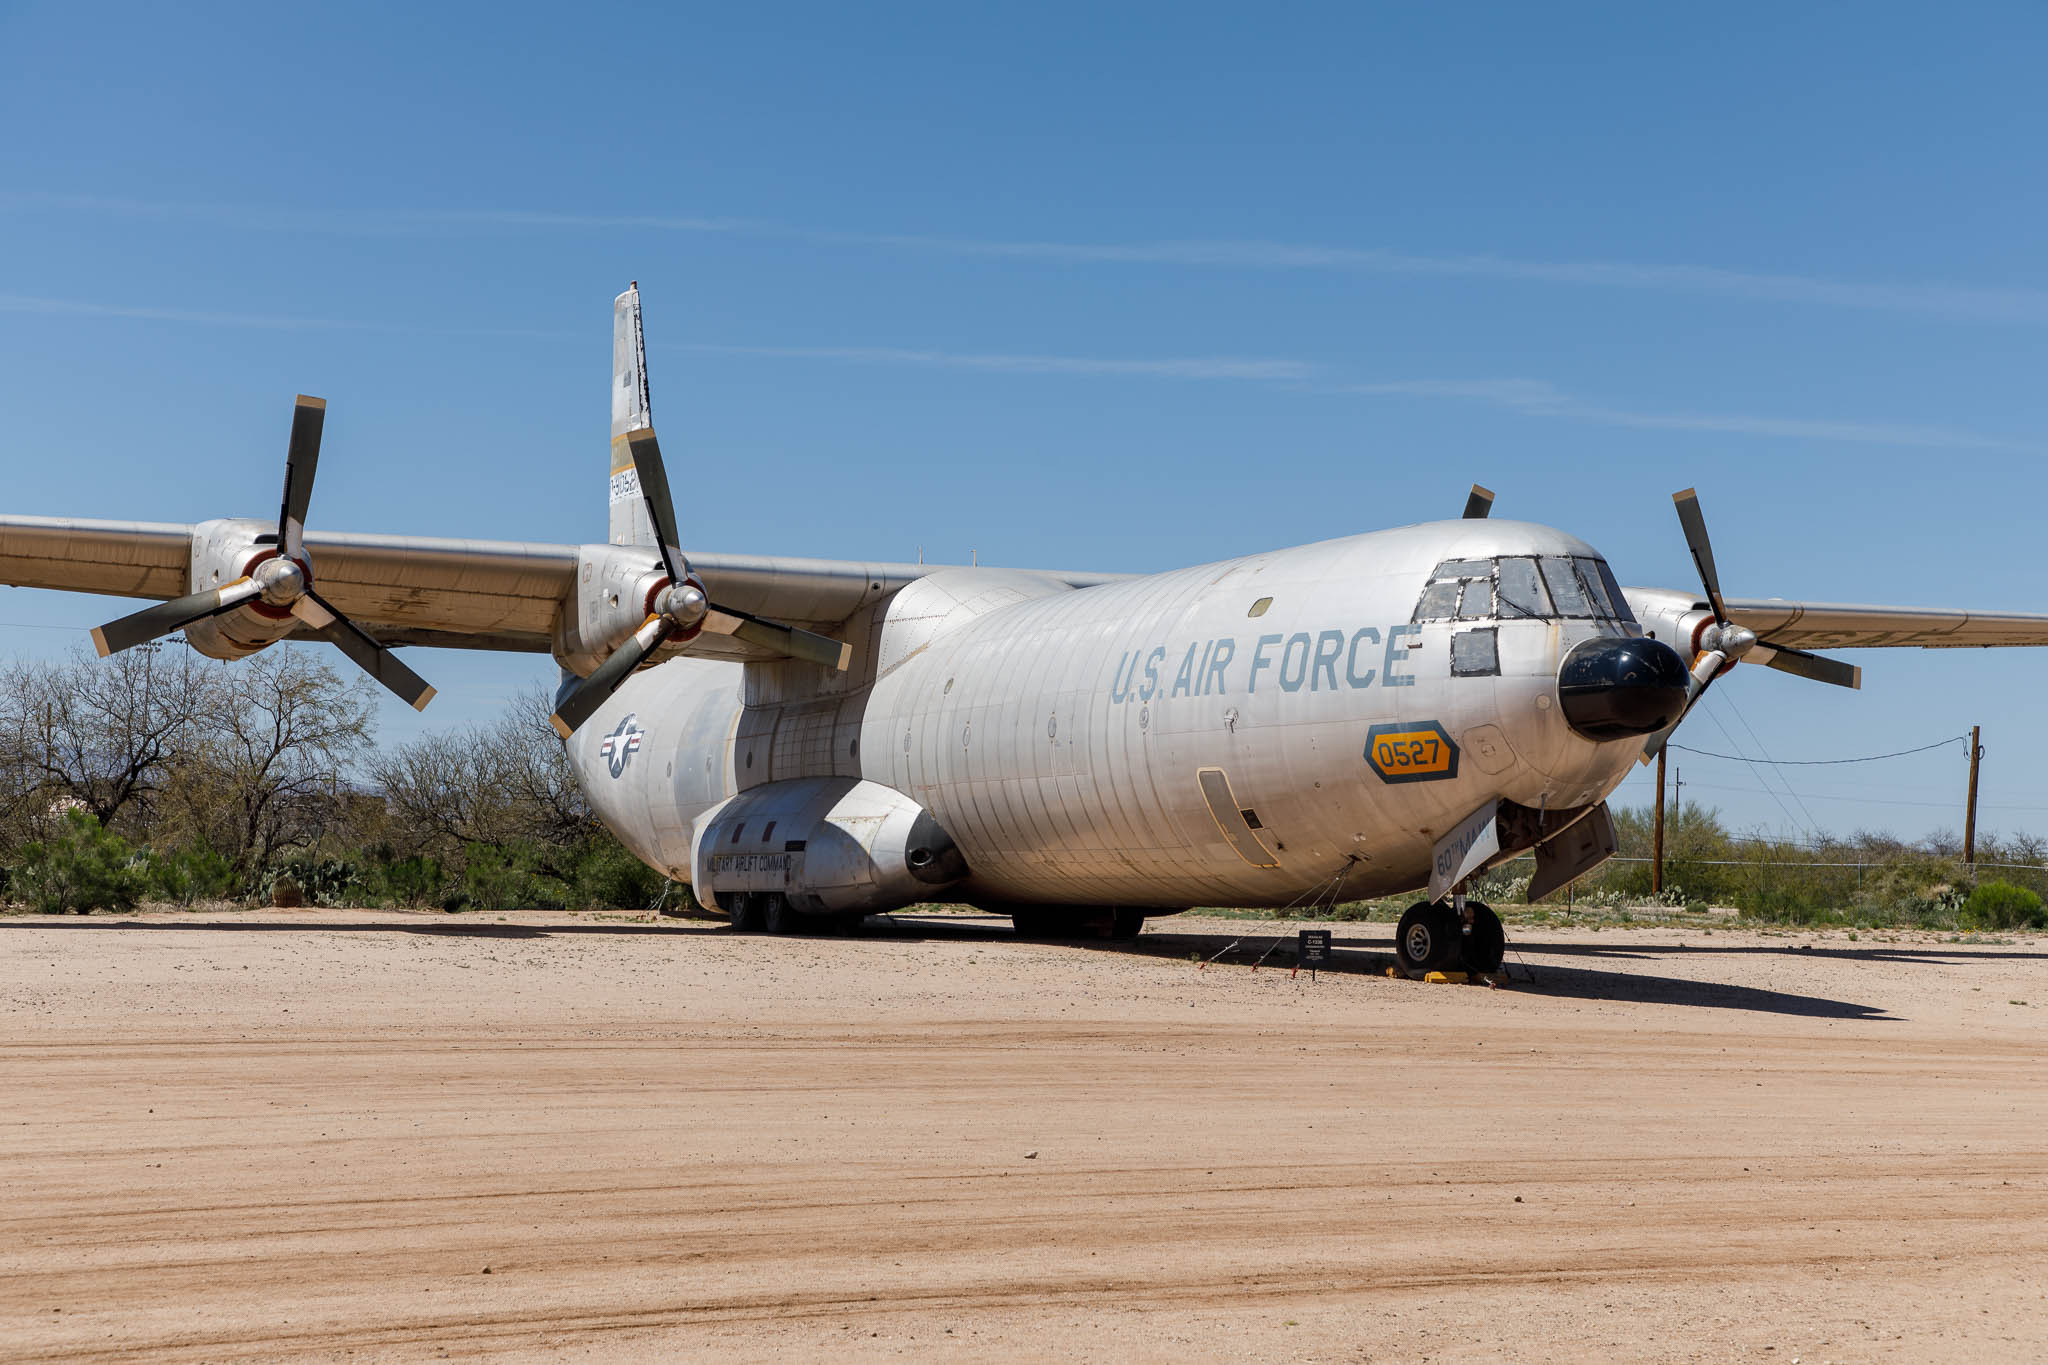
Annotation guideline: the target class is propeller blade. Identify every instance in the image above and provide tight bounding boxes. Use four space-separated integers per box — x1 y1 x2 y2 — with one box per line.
279 395 326 560
1462 484 1495 519
290 590 436 711
91 577 263 657
624 427 686 584
704 606 852 671
1671 488 1729 626
1756 641 1862 690
1639 648 1728 762
549 615 676 738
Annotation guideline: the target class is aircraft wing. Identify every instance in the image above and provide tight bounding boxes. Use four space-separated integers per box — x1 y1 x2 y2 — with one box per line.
1624 582 2048 651
1720 597 2048 650
0 515 1121 659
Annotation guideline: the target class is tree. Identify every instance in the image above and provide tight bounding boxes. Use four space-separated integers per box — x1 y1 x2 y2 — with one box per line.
157 649 377 877
14 808 141 914
369 686 593 867
0 645 219 851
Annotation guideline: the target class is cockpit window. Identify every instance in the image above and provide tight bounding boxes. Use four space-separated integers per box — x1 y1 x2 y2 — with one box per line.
1416 579 1461 619
1538 557 1592 616
1415 554 1634 623
1495 557 1550 619
1593 558 1629 618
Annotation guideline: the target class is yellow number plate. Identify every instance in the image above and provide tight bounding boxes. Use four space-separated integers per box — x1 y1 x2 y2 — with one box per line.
1364 722 1460 784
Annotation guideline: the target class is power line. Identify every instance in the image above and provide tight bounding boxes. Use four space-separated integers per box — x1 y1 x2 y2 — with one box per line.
1697 694 1814 843
1666 734 1965 766
1720 689 1824 839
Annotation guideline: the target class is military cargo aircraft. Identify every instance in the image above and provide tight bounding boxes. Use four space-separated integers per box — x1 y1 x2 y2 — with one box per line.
6 285 2047 973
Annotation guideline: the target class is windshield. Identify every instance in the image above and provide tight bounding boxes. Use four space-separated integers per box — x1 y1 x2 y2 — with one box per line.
1412 555 1634 623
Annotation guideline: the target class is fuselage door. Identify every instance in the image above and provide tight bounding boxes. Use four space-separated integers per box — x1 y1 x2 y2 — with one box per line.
1196 766 1280 869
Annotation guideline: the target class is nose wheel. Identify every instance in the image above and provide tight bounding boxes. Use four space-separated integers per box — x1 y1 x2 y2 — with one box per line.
1394 900 1504 975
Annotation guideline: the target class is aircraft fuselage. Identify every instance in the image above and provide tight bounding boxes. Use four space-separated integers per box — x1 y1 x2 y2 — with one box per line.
570 518 1650 915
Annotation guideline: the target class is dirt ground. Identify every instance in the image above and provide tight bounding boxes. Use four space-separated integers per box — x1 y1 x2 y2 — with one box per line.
2 908 2045 1363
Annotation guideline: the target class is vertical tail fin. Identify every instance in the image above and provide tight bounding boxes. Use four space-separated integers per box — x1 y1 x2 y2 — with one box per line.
609 283 657 547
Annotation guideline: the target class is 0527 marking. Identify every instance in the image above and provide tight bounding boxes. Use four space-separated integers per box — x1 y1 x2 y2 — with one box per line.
1363 721 1460 784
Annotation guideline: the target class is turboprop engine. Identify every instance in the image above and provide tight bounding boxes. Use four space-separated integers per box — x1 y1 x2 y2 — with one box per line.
89 396 434 709
690 778 968 918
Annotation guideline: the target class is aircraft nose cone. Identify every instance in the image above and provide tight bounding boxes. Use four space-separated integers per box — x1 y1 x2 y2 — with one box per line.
1556 636 1690 741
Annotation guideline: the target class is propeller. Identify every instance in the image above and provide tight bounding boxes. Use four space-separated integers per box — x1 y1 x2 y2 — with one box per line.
548 425 850 738
91 396 437 711
1462 484 1495 519
1640 488 1859 761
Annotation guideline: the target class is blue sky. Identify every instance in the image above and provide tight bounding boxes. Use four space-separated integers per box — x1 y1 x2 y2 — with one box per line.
3 3 2044 843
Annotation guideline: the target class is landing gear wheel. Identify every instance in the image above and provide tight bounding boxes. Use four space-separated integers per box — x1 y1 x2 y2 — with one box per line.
728 893 767 934
1461 902 1505 974
1395 902 1460 975
762 893 799 935
1012 909 1064 940
1106 908 1145 941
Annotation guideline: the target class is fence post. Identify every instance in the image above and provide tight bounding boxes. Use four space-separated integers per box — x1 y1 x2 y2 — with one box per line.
1653 746 1667 896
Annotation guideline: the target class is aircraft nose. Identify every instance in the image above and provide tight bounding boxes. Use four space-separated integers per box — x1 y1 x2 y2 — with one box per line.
1556 636 1690 741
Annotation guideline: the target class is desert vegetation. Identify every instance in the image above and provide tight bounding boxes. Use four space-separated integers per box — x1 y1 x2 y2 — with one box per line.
0 645 667 914
3 643 2042 927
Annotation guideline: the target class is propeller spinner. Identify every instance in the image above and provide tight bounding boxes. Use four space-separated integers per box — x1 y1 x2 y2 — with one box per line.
1640 488 1859 761
547 425 850 738
91 396 437 711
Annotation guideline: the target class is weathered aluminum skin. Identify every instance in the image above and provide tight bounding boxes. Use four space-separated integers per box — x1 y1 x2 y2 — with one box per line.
570 519 1644 911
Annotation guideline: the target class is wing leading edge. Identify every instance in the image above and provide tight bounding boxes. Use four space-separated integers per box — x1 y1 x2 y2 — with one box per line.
0 514 1122 658
1624 582 2048 652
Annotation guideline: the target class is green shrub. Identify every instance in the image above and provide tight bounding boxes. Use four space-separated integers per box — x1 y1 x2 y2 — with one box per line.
353 850 446 907
141 845 236 904
1961 880 2046 931
575 841 665 910
15 809 141 914
270 857 359 907
460 844 566 911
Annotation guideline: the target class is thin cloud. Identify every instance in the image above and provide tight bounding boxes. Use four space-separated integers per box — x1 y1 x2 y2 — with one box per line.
9 190 2047 324
678 342 1313 381
0 292 371 330
0 192 754 238
6 286 2030 452
862 234 2048 325
0 293 572 339
1334 377 2038 453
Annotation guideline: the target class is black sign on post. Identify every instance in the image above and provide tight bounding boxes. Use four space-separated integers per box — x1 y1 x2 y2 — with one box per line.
1297 928 1333 979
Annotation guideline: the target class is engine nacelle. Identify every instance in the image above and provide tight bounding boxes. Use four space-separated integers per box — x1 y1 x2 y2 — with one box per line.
180 517 304 660
1621 586 1717 662
690 777 968 916
553 542 687 676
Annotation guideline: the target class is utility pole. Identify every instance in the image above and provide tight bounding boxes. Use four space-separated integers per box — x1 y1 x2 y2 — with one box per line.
1652 746 1667 895
1964 725 1983 868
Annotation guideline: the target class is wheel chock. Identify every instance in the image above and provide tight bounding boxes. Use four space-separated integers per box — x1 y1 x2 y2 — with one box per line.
1423 970 1470 984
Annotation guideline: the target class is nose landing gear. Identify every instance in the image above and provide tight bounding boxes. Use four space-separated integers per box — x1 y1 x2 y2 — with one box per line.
1394 898 1505 976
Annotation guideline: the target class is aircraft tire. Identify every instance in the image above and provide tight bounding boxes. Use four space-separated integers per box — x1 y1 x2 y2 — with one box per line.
1011 909 1065 940
728 894 768 934
1462 903 1506 974
1106 908 1145 941
1395 903 1460 974
762 893 799 935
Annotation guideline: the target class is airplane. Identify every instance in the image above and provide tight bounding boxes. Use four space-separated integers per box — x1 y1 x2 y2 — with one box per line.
6 283 2047 975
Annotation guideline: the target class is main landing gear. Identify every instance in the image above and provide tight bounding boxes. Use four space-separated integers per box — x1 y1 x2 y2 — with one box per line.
725 892 865 936
1011 907 1146 941
1394 897 1505 976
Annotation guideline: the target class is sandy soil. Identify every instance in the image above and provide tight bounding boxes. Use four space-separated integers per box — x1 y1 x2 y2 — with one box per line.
2 908 2045 1363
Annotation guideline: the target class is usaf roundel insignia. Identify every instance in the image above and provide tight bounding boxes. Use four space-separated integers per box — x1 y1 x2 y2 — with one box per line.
599 713 645 778
1364 721 1459 783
